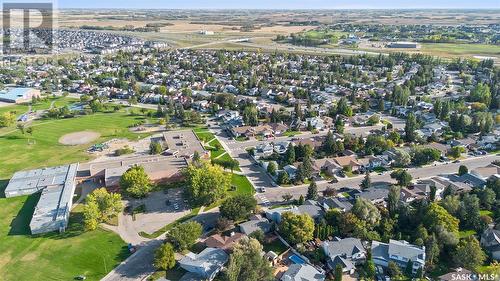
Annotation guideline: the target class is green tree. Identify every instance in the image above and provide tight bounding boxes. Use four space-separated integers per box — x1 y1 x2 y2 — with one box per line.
224 238 274 281
392 148 411 167
360 172 371 190
404 260 413 278
352 197 381 229
284 143 296 165
120 165 153 198
243 105 258 126
448 146 465 159
183 161 231 205
153 243 176 271
404 112 417 142
306 179 318 200
423 203 459 239
267 162 277 176
279 212 314 244
0 112 16 127
334 264 343 281
220 194 257 221
388 185 401 217
390 169 412 187
149 141 163 155
470 82 491 107
167 221 203 250
387 261 402 279
458 165 468 176
412 147 441 166
83 188 123 231
452 236 486 270
277 171 290 185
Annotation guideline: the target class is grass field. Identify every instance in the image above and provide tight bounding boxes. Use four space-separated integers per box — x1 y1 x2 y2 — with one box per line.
421 43 500 57
205 173 255 210
0 197 129 281
0 111 151 179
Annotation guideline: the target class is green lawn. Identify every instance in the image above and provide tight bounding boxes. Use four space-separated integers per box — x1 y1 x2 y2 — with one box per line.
282 130 301 137
0 196 129 281
421 43 500 57
192 128 214 143
263 238 288 255
0 111 151 179
205 174 255 210
458 229 477 238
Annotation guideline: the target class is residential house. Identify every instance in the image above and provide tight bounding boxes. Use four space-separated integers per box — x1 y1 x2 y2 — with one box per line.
239 215 273 235
283 165 298 180
438 268 476 281
354 188 389 205
254 143 275 159
281 264 325 281
372 239 426 274
179 248 229 281
322 238 366 274
332 155 362 172
320 197 353 212
480 227 500 260
297 201 325 222
205 232 245 251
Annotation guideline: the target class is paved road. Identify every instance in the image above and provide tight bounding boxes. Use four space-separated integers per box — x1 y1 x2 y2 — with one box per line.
260 154 500 204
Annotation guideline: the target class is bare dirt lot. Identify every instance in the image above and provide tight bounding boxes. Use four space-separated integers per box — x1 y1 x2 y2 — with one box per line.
58 131 101 145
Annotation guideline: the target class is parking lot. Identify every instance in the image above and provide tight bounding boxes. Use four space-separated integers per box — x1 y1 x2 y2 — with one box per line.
129 188 190 234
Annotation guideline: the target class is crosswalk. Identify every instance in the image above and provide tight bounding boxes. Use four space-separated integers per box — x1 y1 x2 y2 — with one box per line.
256 194 270 205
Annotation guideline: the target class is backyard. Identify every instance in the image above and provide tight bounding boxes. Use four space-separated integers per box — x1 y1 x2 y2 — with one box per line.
0 195 129 281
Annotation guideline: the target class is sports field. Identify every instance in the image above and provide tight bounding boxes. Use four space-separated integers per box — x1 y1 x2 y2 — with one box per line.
0 110 151 179
0 197 129 281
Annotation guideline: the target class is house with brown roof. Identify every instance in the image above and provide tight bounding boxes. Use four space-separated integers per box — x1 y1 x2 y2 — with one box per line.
205 232 245 251
332 155 361 172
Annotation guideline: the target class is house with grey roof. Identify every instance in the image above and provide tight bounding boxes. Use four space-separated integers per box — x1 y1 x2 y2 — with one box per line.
371 239 425 274
322 238 366 274
5 163 78 234
239 215 272 235
355 187 389 206
480 227 500 260
281 264 325 281
179 247 228 280
297 201 325 222
320 197 353 212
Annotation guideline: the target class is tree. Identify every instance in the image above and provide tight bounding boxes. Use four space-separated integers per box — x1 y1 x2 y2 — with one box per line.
470 82 491 107
279 212 314 245
167 221 203 250
423 203 459 240
404 259 413 278
392 149 411 167
149 141 163 155
224 238 274 281
306 179 318 200
388 185 401 217
17 123 25 135
458 194 483 232
83 188 123 231
284 143 296 165
249 229 265 243
220 194 257 221
0 112 16 127
120 165 153 198
452 236 486 270
412 147 441 166
267 162 277 176
183 161 231 205
448 146 465 159
216 217 233 233
478 188 496 210
404 112 417 142
387 261 402 279
323 187 337 197
153 243 176 271
364 256 376 280
334 264 343 281
192 151 201 163
458 165 468 176
360 172 371 190
352 197 381 229
277 171 290 185
282 193 293 202
390 169 412 187
243 105 258 126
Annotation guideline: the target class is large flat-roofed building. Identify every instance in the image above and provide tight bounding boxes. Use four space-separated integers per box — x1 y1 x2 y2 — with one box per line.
387 41 420 49
163 130 207 159
78 155 188 188
5 163 79 234
0 87 41 104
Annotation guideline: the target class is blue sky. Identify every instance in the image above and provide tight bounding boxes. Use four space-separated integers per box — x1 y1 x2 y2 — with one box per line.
56 0 499 9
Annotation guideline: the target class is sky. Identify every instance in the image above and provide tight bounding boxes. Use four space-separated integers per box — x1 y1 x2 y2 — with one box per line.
55 0 499 10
